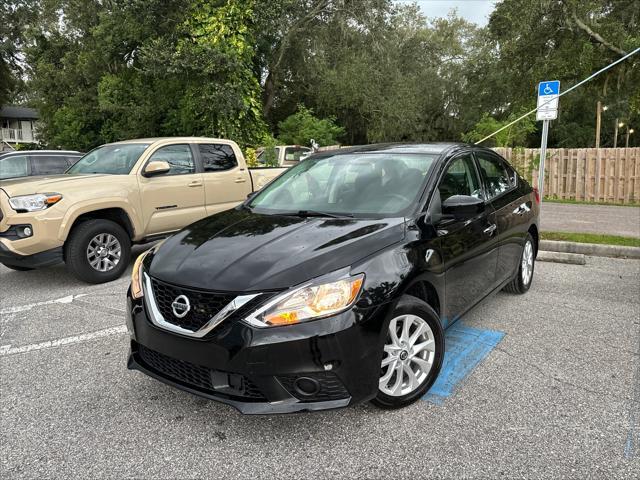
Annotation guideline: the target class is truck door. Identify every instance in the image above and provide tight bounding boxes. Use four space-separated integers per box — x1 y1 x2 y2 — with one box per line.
196 143 252 216
138 144 206 235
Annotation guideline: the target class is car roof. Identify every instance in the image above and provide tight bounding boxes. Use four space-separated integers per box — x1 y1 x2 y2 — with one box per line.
0 150 82 159
105 137 232 146
311 142 478 158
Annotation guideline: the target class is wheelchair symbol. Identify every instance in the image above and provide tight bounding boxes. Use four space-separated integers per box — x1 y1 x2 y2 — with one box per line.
543 84 554 95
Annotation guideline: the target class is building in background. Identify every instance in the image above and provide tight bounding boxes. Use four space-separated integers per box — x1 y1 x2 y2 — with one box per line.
1 106 40 151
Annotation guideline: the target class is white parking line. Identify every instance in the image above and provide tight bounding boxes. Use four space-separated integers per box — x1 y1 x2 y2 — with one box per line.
0 294 89 315
0 325 127 357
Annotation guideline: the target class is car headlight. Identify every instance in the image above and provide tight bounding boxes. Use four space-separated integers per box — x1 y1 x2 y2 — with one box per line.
245 273 364 327
131 239 166 299
9 193 63 212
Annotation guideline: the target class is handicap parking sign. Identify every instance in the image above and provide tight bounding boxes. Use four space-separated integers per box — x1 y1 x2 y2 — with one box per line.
537 80 560 121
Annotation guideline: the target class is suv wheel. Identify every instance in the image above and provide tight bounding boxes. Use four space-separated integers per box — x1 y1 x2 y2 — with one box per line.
503 233 535 294
64 219 131 284
372 295 444 409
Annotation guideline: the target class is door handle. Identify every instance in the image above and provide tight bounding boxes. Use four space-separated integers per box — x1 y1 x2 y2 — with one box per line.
513 203 530 215
235 177 247 183
188 181 203 187
483 224 497 235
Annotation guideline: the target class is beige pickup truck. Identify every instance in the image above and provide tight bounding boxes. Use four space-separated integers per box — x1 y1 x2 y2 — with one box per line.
0 137 286 283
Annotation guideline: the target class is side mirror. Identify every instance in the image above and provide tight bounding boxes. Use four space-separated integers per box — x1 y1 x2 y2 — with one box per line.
442 195 484 220
143 160 171 177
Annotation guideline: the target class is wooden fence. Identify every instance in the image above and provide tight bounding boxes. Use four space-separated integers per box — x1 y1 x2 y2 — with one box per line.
494 147 640 204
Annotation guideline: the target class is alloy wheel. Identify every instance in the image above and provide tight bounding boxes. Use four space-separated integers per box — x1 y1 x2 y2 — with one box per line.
379 314 436 397
86 233 121 272
521 240 534 286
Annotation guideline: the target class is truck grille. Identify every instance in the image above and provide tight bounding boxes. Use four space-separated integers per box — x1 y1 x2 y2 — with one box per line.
138 345 266 400
150 277 236 332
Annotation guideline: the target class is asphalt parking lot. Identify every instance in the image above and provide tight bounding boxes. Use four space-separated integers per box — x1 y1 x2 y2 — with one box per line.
1 253 639 478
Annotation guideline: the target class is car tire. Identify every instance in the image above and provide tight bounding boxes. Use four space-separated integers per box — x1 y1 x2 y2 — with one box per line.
371 295 444 410
503 232 535 294
64 219 131 284
1 263 34 271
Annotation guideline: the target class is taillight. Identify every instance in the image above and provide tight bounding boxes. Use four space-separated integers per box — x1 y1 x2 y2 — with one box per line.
533 188 540 204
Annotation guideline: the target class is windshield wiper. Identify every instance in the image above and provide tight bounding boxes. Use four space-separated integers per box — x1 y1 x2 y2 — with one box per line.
293 210 354 219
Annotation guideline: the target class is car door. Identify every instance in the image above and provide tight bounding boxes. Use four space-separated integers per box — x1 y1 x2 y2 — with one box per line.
429 153 499 320
196 142 252 216
30 155 70 176
474 150 531 284
138 143 206 235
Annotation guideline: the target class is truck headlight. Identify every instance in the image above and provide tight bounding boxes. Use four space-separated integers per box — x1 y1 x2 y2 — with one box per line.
9 193 63 212
245 272 364 327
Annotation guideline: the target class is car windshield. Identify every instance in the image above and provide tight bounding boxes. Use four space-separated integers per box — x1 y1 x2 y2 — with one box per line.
248 153 438 217
66 143 149 175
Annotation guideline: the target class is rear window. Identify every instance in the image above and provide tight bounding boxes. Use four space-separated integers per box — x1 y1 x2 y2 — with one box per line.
199 144 237 172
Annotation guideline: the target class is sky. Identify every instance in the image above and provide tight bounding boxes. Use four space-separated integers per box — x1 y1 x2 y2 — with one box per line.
397 0 499 26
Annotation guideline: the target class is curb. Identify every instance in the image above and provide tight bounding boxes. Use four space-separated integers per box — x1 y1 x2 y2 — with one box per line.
540 240 640 259
537 251 586 265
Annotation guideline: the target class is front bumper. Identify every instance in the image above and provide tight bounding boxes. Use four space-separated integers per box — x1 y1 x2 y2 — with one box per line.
126 290 389 414
0 242 63 268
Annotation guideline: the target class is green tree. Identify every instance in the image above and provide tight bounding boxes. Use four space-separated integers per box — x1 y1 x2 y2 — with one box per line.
463 109 536 147
277 105 345 146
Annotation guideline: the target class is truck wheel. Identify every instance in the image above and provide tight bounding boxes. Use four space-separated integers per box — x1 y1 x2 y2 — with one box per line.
64 219 131 284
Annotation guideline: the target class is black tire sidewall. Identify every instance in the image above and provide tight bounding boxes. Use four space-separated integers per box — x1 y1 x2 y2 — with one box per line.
372 295 445 409
64 219 131 284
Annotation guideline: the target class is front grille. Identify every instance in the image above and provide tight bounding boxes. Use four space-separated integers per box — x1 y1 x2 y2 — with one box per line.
278 372 350 402
138 345 266 400
150 277 236 332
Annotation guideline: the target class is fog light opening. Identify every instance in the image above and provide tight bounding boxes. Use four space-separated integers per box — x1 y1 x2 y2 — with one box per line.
293 377 320 397
22 226 33 237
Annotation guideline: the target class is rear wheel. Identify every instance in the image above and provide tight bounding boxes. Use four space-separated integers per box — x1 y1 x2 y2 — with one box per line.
1 263 34 271
503 233 535 294
64 219 131 284
372 295 444 409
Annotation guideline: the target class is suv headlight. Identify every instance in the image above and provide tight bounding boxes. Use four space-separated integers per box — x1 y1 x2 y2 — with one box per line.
245 272 364 327
9 193 63 212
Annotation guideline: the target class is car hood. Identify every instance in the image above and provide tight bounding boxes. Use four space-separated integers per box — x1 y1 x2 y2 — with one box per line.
0 174 116 197
149 209 406 291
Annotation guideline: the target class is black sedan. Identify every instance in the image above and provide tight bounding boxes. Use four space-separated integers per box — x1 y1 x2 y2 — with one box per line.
126 143 539 414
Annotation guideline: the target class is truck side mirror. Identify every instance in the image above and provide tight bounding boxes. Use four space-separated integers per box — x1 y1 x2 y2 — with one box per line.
143 160 171 177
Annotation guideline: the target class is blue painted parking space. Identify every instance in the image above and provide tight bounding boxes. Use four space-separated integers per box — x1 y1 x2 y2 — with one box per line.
423 323 505 405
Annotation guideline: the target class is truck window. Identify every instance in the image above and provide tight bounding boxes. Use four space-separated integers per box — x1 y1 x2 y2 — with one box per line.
199 144 237 172
148 144 195 176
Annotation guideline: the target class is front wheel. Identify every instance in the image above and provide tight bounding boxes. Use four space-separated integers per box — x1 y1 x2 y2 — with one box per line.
64 219 131 284
371 295 444 410
503 233 535 294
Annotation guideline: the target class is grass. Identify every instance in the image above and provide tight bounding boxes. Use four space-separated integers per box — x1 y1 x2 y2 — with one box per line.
541 231 640 247
543 197 638 207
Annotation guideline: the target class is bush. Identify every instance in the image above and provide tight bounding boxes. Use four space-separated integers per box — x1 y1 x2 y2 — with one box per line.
277 105 345 147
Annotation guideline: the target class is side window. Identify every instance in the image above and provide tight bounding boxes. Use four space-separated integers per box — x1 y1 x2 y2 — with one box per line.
476 152 511 200
0 155 29 179
148 144 195 176
199 144 238 172
438 155 483 204
284 147 308 163
31 155 68 175
66 156 81 167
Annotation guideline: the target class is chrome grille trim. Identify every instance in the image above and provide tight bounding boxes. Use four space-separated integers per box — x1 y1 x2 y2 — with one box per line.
142 272 259 338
